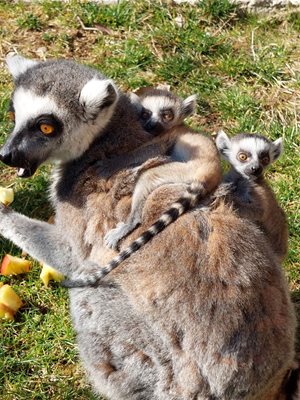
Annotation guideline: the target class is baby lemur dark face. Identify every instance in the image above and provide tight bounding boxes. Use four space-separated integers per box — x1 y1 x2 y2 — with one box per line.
130 87 197 136
216 131 283 179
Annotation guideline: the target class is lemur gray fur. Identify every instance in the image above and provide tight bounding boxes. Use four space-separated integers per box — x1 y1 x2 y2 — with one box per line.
0 55 298 400
216 130 288 263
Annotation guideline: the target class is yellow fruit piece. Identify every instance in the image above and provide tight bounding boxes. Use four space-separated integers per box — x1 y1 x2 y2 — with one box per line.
0 187 14 206
0 284 23 317
1 254 31 276
0 303 15 321
40 263 64 287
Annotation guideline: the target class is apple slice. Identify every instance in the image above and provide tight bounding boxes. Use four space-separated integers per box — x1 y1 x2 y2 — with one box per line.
40 263 64 287
1 254 31 276
0 284 23 311
0 187 14 206
0 284 23 321
0 303 15 321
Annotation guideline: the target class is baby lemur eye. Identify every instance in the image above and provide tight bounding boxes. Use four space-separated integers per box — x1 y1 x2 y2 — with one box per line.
40 123 55 135
238 152 248 162
261 156 270 165
161 110 174 122
141 110 152 120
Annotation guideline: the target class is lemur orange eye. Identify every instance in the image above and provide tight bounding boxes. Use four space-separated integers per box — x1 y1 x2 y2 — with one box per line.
40 124 54 135
8 111 15 122
238 152 248 162
141 110 151 120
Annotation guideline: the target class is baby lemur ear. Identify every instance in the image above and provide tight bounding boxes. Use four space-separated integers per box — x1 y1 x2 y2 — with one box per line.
271 137 283 161
129 92 143 113
216 130 232 158
6 54 38 80
79 78 118 121
182 94 197 118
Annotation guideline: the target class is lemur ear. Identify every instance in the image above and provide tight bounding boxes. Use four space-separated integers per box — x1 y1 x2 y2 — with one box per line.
80 78 118 120
129 92 143 112
272 137 283 161
6 54 38 80
216 130 232 158
182 94 197 118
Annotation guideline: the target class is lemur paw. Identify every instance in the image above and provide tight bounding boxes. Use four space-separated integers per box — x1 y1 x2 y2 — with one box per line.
0 203 12 213
104 222 135 249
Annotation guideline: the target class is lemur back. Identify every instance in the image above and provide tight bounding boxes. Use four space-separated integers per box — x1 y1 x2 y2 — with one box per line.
216 130 288 263
63 90 222 288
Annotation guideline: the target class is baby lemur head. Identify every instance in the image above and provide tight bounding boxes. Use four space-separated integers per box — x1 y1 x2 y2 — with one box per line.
216 131 283 179
0 54 119 178
130 87 197 136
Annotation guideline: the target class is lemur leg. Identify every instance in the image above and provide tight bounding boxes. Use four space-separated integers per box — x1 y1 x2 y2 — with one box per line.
104 162 191 249
104 173 159 249
0 205 80 276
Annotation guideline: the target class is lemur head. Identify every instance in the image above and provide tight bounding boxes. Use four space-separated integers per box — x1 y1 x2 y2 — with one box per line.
129 87 197 136
0 55 119 178
216 131 283 179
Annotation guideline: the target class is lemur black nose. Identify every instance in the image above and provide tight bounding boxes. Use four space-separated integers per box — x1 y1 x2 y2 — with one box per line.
251 165 263 176
0 148 13 166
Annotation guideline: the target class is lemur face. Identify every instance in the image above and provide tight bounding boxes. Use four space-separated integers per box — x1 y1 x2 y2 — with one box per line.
216 131 283 179
0 55 118 178
130 87 197 136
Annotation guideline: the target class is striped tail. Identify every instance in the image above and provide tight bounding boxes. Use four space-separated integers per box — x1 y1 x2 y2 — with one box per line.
62 182 205 288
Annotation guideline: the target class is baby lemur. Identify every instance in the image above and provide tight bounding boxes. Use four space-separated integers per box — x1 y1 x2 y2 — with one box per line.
130 86 197 136
63 88 222 288
63 129 287 288
216 130 288 263
104 87 201 249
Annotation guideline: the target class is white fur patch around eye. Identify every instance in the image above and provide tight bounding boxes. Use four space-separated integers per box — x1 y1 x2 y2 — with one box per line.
13 88 61 131
141 96 176 116
232 137 270 156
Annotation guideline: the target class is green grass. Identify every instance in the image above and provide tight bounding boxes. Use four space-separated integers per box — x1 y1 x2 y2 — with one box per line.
0 0 299 398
